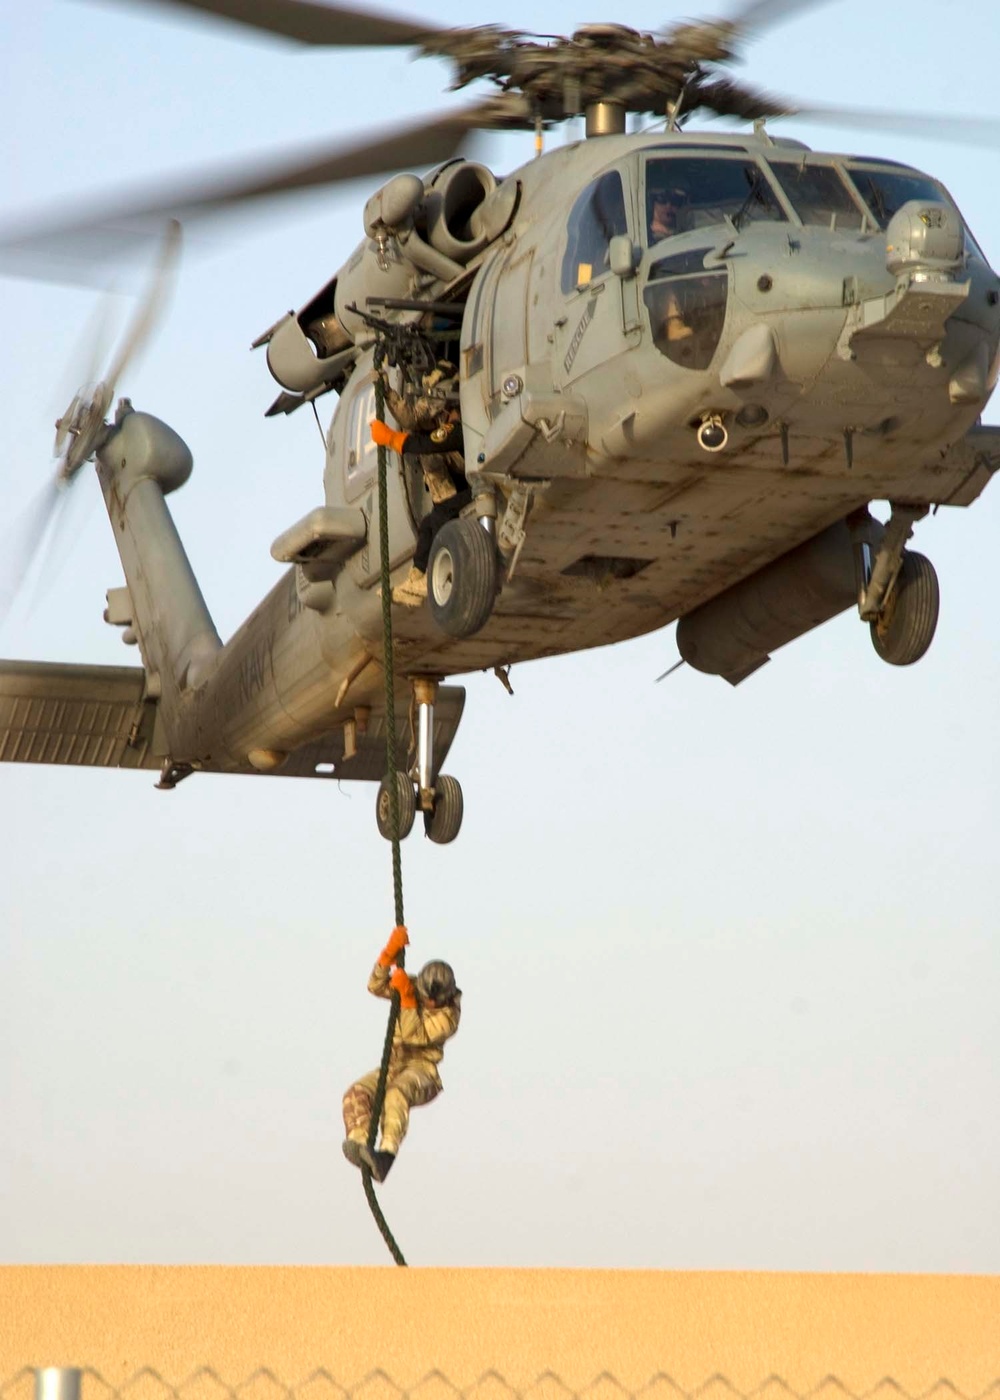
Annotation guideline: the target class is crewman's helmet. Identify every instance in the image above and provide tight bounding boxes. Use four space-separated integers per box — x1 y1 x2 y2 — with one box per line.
416 960 458 1005
648 177 690 228
649 174 690 205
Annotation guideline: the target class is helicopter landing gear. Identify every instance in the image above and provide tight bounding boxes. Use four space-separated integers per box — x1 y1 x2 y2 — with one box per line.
413 676 464 843
424 773 464 844
376 769 416 840
427 515 498 639
869 550 940 665
376 678 464 844
851 503 939 666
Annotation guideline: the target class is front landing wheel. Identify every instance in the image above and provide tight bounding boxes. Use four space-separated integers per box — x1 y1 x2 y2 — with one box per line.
424 774 463 845
376 770 416 841
870 550 940 666
427 517 497 639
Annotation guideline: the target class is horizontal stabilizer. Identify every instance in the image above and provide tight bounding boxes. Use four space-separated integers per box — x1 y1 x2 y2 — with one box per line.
0 660 161 769
0 659 466 785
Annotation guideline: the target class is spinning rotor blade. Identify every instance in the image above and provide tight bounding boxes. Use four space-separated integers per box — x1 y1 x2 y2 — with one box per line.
91 0 445 47
781 101 1000 150
723 0 838 39
0 106 489 282
0 221 181 626
52 219 181 479
0 481 62 627
104 218 181 389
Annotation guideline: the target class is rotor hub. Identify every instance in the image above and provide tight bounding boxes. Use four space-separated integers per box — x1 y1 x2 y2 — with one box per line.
421 19 794 132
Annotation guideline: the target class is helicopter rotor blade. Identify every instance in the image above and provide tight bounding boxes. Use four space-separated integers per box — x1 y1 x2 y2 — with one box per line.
723 0 839 41
87 0 447 47
778 101 1000 150
0 104 490 284
0 480 63 628
47 219 180 493
1 219 180 625
104 219 182 390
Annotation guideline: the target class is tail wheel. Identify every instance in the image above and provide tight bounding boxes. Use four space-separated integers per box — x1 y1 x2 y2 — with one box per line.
870 550 940 666
427 517 497 639
376 770 416 841
424 774 463 845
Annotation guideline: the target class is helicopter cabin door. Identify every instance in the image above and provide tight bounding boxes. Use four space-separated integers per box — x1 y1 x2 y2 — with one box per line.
555 166 641 389
333 351 419 591
480 242 535 405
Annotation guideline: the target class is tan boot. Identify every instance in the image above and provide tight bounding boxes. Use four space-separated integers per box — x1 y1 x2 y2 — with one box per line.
392 566 427 607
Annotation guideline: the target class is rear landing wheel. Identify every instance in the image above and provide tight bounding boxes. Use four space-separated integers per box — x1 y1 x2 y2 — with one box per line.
424 773 463 844
870 550 939 666
376 770 416 841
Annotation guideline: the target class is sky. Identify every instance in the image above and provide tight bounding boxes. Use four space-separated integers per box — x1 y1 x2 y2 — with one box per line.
0 0 997 1273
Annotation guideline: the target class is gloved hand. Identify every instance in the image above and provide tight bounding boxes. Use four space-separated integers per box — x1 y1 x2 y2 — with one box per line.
377 924 409 967
389 967 417 1009
370 419 408 455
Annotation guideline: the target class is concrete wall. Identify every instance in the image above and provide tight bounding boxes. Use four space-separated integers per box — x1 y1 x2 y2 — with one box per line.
2 1269 998 1396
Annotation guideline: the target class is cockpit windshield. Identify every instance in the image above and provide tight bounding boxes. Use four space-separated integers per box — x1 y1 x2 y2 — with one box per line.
765 159 865 230
843 165 948 228
644 157 786 244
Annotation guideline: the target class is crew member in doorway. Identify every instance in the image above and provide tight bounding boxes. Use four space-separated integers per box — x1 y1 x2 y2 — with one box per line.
371 367 471 606
342 924 461 1182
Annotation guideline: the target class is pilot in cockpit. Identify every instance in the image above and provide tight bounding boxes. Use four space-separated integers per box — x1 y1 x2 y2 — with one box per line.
648 177 692 243
647 176 695 342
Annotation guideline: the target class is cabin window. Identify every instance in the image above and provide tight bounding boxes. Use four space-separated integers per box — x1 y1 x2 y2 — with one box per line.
560 171 629 293
644 157 786 245
843 166 949 228
766 159 865 230
643 249 728 371
344 381 380 497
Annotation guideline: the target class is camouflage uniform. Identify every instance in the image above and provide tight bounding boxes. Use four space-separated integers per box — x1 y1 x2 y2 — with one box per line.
384 385 465 505
342 961 462 1157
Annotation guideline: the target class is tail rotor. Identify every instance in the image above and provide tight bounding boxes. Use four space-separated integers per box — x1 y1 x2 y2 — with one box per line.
53 219 181 485
1 220 181 625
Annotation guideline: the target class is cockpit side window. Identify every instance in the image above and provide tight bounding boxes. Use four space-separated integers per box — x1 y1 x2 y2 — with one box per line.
560 170 629 294
644 157 786 245
843 166 949 228
765 160 865 230
644 249 728 371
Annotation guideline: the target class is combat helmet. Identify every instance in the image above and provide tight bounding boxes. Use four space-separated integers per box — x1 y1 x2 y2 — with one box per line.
416 960 458 1005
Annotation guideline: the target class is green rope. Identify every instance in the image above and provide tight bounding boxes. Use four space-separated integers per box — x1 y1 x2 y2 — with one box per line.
361 350 407 1267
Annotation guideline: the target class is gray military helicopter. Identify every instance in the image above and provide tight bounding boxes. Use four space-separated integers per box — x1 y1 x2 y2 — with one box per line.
2 0 999 845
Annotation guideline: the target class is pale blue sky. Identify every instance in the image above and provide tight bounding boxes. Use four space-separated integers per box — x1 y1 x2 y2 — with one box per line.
0 0 997 1270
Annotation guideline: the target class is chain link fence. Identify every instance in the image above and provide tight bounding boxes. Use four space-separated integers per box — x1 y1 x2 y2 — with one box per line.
3 1369 999 1400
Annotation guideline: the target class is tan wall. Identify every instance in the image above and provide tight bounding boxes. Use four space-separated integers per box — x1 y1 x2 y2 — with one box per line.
1 1269 998 1396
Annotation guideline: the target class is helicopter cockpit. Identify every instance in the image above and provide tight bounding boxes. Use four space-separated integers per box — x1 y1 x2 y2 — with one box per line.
636 149 985 374
641 153 788 370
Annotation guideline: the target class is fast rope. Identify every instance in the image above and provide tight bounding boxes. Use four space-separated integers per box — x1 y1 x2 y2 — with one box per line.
361 345 407 1267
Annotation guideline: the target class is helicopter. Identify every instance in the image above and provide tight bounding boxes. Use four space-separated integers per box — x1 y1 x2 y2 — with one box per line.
1 0 998 847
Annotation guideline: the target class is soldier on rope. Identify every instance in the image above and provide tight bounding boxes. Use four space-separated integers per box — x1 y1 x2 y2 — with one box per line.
342 924 461 1182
